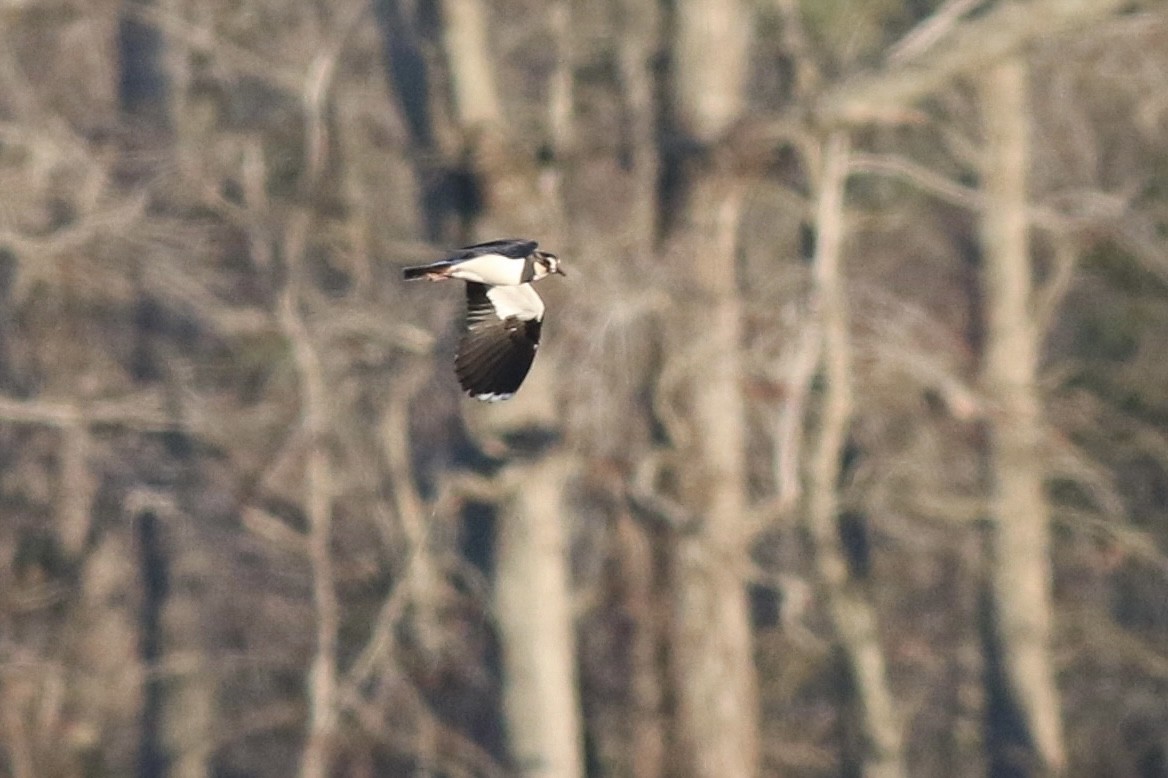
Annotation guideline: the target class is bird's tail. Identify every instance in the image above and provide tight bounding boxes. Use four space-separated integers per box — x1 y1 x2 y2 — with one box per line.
402 260 452 280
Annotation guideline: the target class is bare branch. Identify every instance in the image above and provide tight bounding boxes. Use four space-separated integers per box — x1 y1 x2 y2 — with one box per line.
978 57 1066 772
301 0 369 186
771 0 821 101
772 319 821 513
0 393 182 431
1067 607 1168 681
625 451 702 533
276 210 340 778
817 0 1129 126
1033 236 1080 338
849 153 982 210
887 0 987 65
126 2 304 94
806 131 906 777
339 677 507 778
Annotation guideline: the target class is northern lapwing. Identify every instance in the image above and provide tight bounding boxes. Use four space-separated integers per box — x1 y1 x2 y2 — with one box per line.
403 239 565 401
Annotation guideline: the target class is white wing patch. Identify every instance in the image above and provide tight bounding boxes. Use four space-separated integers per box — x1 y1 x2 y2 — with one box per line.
486 284 545 321
474 392 515 402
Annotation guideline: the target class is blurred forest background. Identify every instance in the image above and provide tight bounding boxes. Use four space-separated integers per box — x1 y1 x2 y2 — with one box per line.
1 0 1167 776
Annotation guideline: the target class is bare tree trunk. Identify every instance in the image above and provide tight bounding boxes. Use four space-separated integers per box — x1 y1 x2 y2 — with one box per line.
977 57 1066 774
806 131 906 778
952 529 987 777
615 510 667 778
669 177 759 778
616 0 662 257
673 0 749 140
665 3 759 776
73 534 146 775
464 365 582 778
440 0 503 130
493 457 584 778
467 323 583 778
132 495 215 778
439 4 585 776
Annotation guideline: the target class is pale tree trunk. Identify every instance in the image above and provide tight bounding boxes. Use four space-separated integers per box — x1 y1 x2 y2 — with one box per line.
670 178 759 778
493 456 584 778
673 0 749 140
158 538 215 778
614 510 667 778
806 131 905 778
472 365 583 778
439 3 585 776
440 0 503 130
801 2 1121 774
616 0 661 257
72 534 145 774
473 371 584 778
977 58 1066 774
952 531 987 777
667 2 759 775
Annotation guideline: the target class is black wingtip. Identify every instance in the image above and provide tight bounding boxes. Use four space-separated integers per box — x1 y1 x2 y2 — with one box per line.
454 323 539 402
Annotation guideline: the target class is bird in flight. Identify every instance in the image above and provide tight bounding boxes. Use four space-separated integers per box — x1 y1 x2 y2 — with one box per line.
402 239 566 401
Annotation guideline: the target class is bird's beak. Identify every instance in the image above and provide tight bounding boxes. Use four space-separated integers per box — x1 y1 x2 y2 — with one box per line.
555 266 567 277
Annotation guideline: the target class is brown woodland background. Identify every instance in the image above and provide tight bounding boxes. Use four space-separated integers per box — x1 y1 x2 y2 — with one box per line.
1 0 1168 776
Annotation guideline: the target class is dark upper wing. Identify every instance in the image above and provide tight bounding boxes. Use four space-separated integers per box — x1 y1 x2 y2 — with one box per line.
455 282 542 400
461 282 490 323
453 239 538 260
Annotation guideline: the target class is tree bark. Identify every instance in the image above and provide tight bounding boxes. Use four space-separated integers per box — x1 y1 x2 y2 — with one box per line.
467 323 583 778
439 4 586 776
669 177 760 778
139 498 216 778
494 457 584 778
615 510 666 778
73 534 145 775
440 0 503 130
977 57 1066 774
806 131 905 778
672 0 750 141
667 3 759 775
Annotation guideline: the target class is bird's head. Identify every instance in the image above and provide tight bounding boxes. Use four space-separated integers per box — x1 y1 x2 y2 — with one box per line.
533 250 566 279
